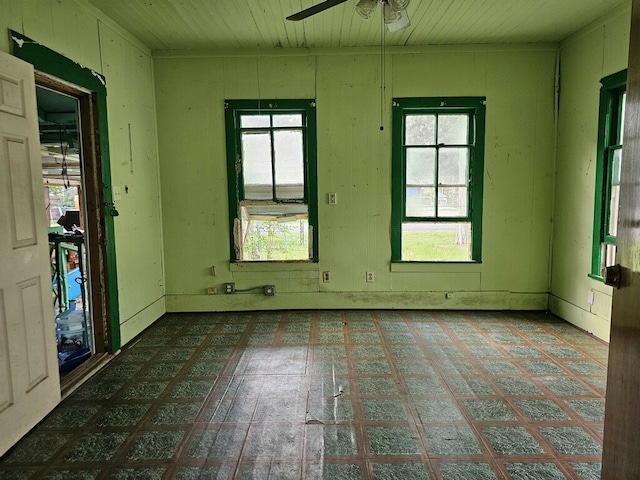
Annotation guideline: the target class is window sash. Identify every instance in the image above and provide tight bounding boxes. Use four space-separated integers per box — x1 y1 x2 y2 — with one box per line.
392 97 485 262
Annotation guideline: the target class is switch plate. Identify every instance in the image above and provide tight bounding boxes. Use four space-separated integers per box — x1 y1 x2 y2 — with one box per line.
113 185 121 201
587 290 595 305
328 192 337 204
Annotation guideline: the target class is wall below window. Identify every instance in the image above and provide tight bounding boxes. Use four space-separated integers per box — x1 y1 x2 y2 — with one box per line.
0 0 166 346
550 4 631 342
155 44 557 312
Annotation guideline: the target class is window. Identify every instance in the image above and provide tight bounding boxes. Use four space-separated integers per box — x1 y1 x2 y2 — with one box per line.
391 97 485 262
225 100 318 262
591 70 627 278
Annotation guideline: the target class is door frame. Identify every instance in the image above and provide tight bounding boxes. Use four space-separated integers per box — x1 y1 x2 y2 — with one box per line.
10 31 121 352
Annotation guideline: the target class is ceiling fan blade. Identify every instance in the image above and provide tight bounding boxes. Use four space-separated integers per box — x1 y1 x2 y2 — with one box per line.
286 0 349 21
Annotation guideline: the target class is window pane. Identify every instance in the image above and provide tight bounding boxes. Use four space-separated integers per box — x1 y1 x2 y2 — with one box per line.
240 204 309 261
438 148 468 185
406 148 435 185
401 222 471 261
406 187 435 217
242 132 273 200
406 115 436 145
274 130 304 199
240 114 270 128
273 114 303 127
608 148 622 237
439 187 468 217
438 115 469 144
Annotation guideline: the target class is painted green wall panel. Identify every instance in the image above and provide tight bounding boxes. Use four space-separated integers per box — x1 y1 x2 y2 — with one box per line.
551 7 631 339
156 46 558 309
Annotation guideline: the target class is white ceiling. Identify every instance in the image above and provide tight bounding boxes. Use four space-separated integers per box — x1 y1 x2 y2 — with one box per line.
87 0 628 51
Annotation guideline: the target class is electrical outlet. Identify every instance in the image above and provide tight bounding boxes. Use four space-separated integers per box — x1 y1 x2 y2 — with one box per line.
366 271 374 282
206 287 217 295
323 271 331 283
263 285 275 296
224 283 235 294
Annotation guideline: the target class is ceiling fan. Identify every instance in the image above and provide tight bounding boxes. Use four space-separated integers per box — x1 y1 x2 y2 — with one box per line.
287 0 411 32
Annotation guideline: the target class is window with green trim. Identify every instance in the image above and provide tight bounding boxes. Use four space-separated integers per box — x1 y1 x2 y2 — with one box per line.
392 97 485 262
592 70 627 278
224 100 318 262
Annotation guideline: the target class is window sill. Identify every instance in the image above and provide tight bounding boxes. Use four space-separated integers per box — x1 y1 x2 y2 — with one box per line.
390 261 482 272
230 261 319 272
588 273 604 282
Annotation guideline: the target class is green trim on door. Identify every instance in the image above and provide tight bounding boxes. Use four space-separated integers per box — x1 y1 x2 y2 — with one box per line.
10 31 121 351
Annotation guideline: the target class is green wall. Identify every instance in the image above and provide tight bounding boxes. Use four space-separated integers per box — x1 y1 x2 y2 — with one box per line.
0 0 166 345
155 45 557 312
550 4 631 341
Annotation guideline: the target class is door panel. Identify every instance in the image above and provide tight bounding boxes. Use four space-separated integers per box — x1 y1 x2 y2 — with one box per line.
0 51 60 457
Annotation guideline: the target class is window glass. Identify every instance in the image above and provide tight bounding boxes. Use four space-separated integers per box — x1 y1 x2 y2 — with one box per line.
405 115 436 145
274 130 304 200
241 132 273 200
438 115 468 144
241 114 270 128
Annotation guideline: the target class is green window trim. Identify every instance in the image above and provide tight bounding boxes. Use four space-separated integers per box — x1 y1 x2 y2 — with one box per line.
591 69 627 280
391 97 486 263
224 99 319 263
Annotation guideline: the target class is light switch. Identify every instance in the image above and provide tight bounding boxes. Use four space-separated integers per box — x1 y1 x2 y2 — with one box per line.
328 192 337 204
113 185 121 201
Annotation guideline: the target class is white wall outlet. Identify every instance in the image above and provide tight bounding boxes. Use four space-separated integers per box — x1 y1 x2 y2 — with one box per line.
328 192 337 204
587 290 595 305
366 271 374 282
323 271 331 283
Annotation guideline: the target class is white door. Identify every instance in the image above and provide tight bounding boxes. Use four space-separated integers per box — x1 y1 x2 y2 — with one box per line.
0 50 60 456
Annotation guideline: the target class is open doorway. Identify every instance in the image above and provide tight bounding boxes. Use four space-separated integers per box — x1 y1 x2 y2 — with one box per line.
36 74 112 387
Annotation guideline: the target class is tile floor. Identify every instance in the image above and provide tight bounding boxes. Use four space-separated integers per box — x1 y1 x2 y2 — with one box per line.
0 310 608 479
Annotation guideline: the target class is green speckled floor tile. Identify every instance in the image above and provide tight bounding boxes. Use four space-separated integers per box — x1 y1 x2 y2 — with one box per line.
126 430 185 460
44 470 101 480
564 399 606 422
494 377 543 396
41 405 101 429
96 404 151 427
482 427 544 455
367 427 420 455
363 399 407 421
0 310 608 480
514 400 571 421
352 345 386 357
520 360 566 376
63 432 129 462
464 399 517 421
447 377 496 396
404 377 449 396
108 467 166 479
151 402 202 424
540 427 602 455
175 466 233 479
372 462 430 479
414 398 464 422
505 462 567 480
358 377 400 395
540 378 593 396
425 425 482 455
570 462 601 480
188 425 248 458
306 425 358 456
438 462 498 480
355 359 393 375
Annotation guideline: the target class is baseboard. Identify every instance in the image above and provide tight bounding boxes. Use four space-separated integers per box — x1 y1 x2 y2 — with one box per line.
166 291 549 313
549 294 610 342
119 296 167 346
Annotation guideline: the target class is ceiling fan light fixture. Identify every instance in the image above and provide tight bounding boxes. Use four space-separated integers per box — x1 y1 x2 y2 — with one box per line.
355 0 378 19
388 0 410 11
385 6 411 32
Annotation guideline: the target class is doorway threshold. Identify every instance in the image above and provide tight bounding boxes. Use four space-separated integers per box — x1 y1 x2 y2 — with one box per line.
60 352 118 399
